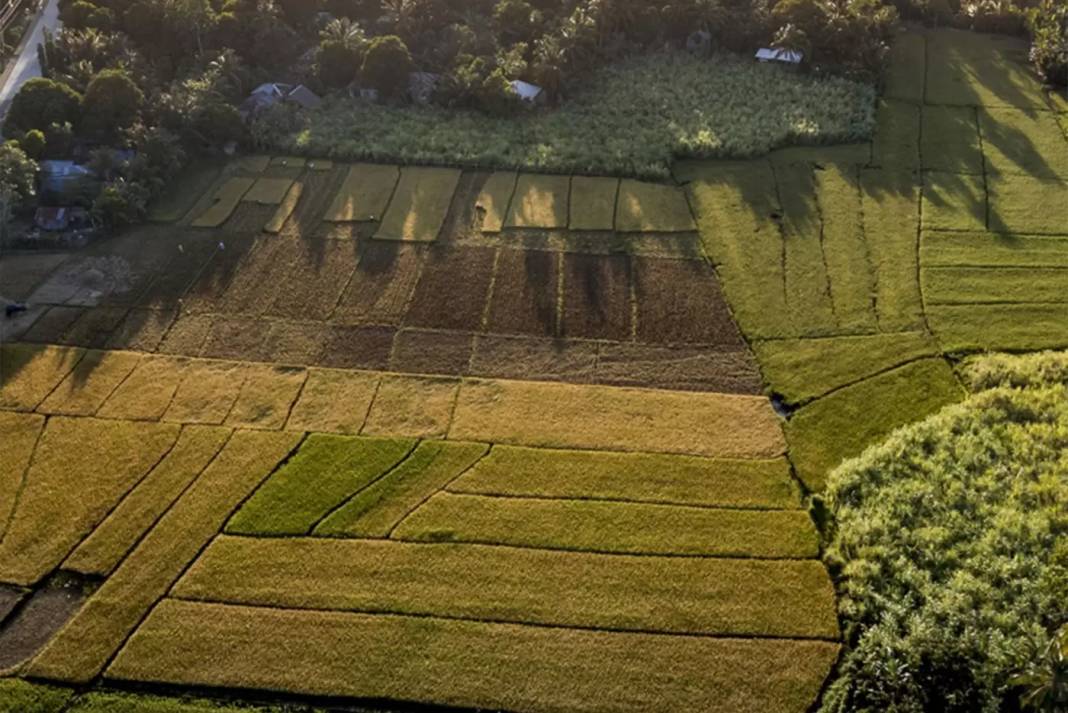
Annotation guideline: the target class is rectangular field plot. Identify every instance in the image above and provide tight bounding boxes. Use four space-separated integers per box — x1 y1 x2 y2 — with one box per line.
147 161 222 223
924 29 1047 109
450 445 799 509
485 248 558 336
0 412 45 541
921 231 1068 267
815 166 877 332
0 417 179 585
323 163 400 222
871 100 920 170
594 343 763 394
190 177 255 228
505 174 570 228
375 167 461 242
450 379 786 459
928 303 1068 352
860 170 924 332
285 369 378 435
262 239 358 321
162 359 245 425
754 332 940 405
63 425 230 577
988 175 1068 234
315 441 488 537
96 355 190 421
632 257 746 346
469 335 598 384
922 106 983 174
560 253 631 340
475 172 517 233
27 430 301 684
108 599 839 713
361 375 459 439
0 344 85 410
979 108 1068 179
884 32 925 103
786 358 963 491
264 182 303 233
227 434 414 536
333 243 424 325
176 537 835 638
224 365 306 430
37 349 141 416
404 247 496 331
242 177 294 205
922 266 1068 304
679 161 790 337
921 172 988 231
569 176 618 230
395 493 817 559
615 180 695 232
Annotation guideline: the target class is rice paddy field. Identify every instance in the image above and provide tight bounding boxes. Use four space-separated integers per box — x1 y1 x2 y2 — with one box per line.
0 26 1065 713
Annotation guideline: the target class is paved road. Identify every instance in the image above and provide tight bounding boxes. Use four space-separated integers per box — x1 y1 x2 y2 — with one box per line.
0 0 60 124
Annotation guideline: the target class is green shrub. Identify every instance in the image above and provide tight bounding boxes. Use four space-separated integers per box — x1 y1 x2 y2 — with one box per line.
361 35 414 98
20 129 46 159
81 69 143 138
2 77 82 138
821 376 1068 713
1028 0 1067 87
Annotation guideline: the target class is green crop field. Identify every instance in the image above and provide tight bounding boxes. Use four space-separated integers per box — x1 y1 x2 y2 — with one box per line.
1 24 1066 713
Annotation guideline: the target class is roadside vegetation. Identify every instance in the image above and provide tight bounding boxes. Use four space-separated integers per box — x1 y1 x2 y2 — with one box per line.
820 350 1068 713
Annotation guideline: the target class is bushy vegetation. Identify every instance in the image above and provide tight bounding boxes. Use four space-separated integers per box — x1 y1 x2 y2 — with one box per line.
819 357 1068 713
281 51 876 178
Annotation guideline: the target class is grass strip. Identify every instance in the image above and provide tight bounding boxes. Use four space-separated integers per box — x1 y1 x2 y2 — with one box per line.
753 332 940 405
860 169 924 332
162 359 245 425
871 99 920 170
921 106 983 174
922 171 988 232
224 365 306 431
147 161 223 223
96 355 190 421
362 375 459 439
0 412 45 542
0 417 180 586
108 599 839 713
0 678 72 713
375 167 461 242
26 430 301 683
920 231 1068 267
768 143 870 167
927 303 1068 352
615 179 695 233
450 445 799 509
36 350 141 416
241 177 294 205
785 358 963 491
64 426 230 577
568 176 618 230
285 368 379 434
0 344 85 411
178 536 835 637
314 441 488 537
263 181 303 234
323 163 400 222
815 165 877 332
449 378 786 459
394 492 818 558
475 172 516 233
979 107 1068 179
679 160 789 338
988 175 1068 234
190 177 255 228
922 266 1068 304
226 434 414 536
269 156 306 169
884 32 925 103
505 173 570 228
777 166 835 335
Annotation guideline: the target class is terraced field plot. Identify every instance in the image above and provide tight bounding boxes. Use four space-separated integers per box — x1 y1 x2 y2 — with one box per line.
0 343 836 713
